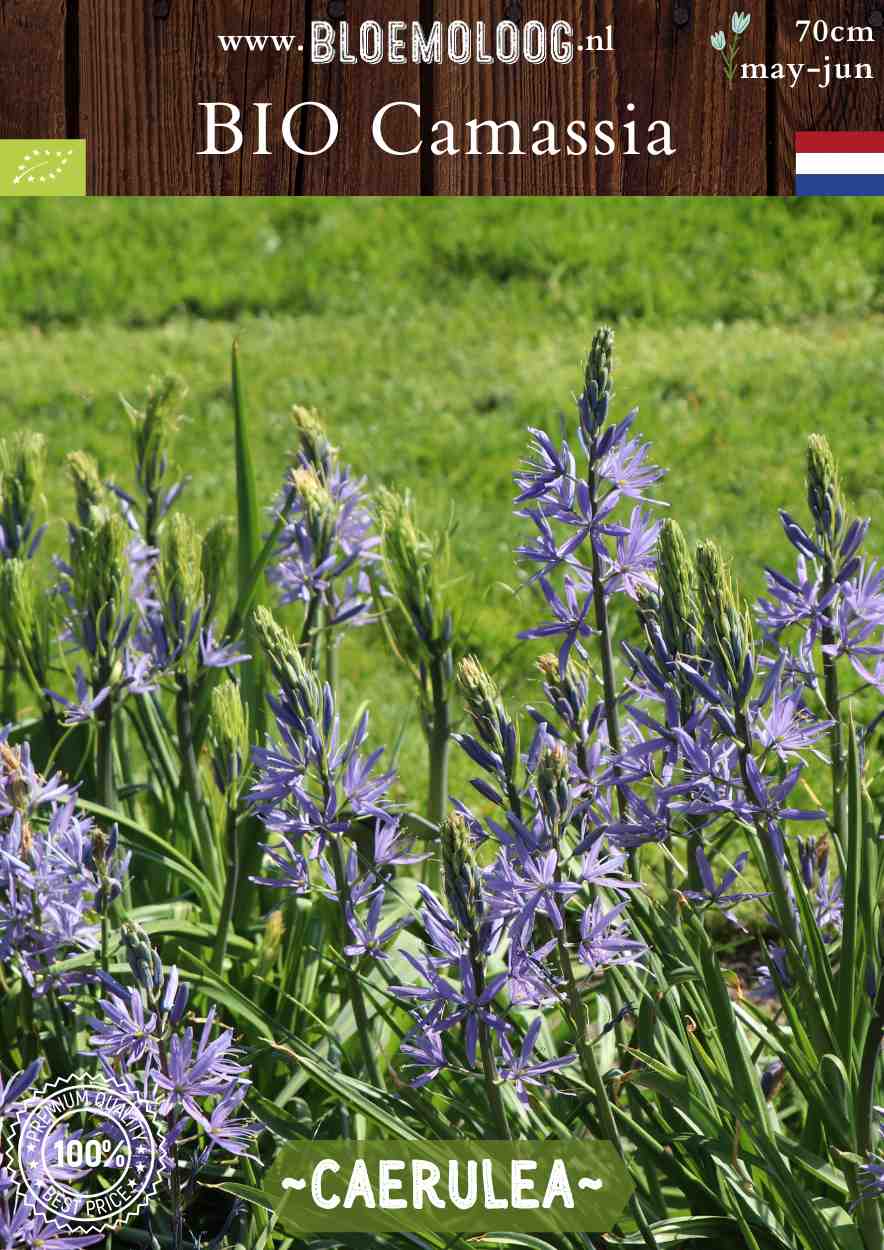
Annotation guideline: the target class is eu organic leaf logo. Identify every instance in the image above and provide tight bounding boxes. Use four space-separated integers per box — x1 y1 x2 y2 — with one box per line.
711 10 751 87
12 147 74 187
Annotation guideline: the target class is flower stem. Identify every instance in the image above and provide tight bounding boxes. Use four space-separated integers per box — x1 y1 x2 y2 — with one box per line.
300 594 322 668
588 476 633 872
212 802 240 974
1 643 16 725
96 701 116 811
328 834 383 1089
468 934 510 1140
100 910 110 975
734 710 798 948
175 677 223 896
427 655 450 826
325 630 340 697
856 952 884 1250
554 928 658 1249
821 565 846 853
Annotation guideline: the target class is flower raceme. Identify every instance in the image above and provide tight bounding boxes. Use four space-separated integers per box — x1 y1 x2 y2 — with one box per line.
4 338 882 1248
269 406 379 634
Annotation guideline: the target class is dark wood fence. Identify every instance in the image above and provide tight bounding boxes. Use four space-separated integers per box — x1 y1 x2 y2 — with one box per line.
0 0 881 194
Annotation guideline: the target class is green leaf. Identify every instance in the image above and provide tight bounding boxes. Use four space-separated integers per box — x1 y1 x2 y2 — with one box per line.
231 339 261 602
837 713 862 1067
208 1181 275 1213
77 797 219 910
274 1043 425 1140
693 919 771 1130
177 950 275 1039
476 1236 560 1250
247 1088 311 1142
605 1216 740 1246
229 340 270 928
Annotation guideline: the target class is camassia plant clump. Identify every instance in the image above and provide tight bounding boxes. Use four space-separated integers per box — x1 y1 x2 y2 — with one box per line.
0 334 882 1249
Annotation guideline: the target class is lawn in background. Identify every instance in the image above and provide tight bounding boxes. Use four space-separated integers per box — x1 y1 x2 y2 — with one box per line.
1 198 882 805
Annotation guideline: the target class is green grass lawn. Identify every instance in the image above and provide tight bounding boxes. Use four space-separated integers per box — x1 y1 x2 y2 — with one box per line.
2 198 883 807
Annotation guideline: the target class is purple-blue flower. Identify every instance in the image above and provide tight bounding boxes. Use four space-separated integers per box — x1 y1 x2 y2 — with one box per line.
519 575 595 675
683 848 768 929
499 1017 576 1104
578 898 647 972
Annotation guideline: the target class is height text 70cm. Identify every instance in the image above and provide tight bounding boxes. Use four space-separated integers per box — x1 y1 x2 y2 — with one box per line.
795 20 874 43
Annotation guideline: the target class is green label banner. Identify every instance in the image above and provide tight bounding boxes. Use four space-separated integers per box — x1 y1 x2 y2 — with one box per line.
265 1140 633 1235
0 142 86 196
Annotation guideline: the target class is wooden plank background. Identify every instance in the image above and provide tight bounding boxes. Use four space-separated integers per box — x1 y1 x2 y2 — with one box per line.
0 0 881 193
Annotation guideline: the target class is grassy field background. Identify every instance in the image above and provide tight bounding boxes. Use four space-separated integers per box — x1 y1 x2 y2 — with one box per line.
2 197 883 803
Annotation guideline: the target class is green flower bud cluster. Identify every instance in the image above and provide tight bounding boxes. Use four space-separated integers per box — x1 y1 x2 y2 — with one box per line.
806 433 847 554
200 516 234 625
156 514 232 673
0 558 53 693
457 655 518 774
585 325 615 400
581 325 616 440
291 464 337 551
124 374 184 499
66 487 131 675
67 450 108 527
536 742 572 830
0 430 46 556
291 405 335 475
121 920 164 996
696 540 753 708
440 810 484 936
658 519 699 717
254 605 323 721
537 653 593 744
208 679 250 797
160 512 204 621
376 487 455 679
658 519 697 660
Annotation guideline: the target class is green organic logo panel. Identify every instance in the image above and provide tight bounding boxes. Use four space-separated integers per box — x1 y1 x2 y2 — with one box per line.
265 1140 633 1235
0 141 86 196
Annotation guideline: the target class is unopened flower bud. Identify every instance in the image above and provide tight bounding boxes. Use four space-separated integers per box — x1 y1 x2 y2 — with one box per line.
291 465 334 531
67 451 107 526
457 655 519 774
536 742 572 827
162 513 204 617
658 519 697 659
124 375 184 496
696 540 753 706
291 405 333 472
208 680 249 795
536 653 590 731
806 433 845 552
0 431 46 559
376 487 453 672
201 516 233 625
254 605 323 717
0 559 36 649
121 922 163 995
585 325 615 400
441 810 484 936
69 508 131 664
0 558 51 687
457 655 499 733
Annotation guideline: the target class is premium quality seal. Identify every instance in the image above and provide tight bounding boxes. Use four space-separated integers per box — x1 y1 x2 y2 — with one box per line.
3 1071 170 1235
